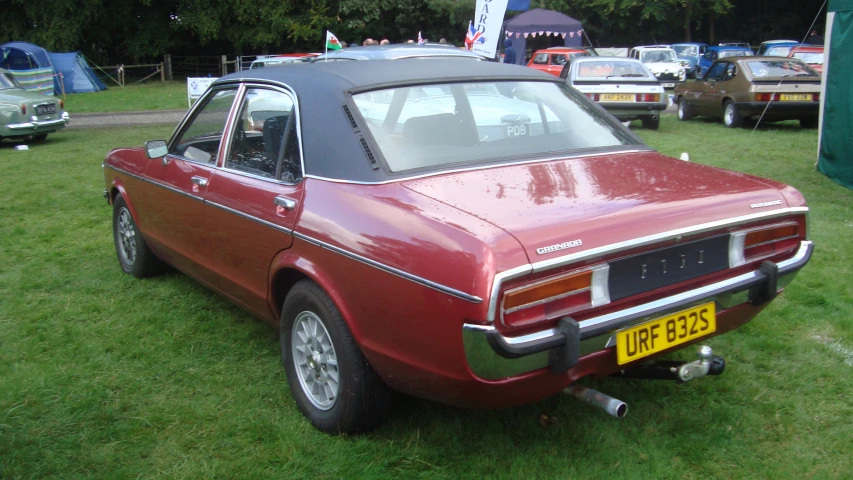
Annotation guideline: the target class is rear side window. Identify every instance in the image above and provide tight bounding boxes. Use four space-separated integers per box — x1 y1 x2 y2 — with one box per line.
532 53 549 65
225 88 302 182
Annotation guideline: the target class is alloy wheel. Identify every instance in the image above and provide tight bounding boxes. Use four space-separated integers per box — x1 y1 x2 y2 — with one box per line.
291 310 340 410
117 207 137 265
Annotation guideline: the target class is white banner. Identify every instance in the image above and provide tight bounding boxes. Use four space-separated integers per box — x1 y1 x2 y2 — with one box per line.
471 0 509 59
187 77 219 107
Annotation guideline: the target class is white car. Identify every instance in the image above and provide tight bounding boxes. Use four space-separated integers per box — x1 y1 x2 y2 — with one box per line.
562 57 666 130
629 46 687 88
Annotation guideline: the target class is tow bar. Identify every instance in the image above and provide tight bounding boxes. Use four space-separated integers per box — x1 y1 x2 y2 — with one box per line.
613 345 726 383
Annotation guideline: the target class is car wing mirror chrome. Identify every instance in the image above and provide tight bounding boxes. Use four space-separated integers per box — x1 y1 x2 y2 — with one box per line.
145 140 168 159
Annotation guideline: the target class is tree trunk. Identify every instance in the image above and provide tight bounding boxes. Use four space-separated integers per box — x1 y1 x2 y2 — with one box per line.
684 3 692 42
709 12 715 44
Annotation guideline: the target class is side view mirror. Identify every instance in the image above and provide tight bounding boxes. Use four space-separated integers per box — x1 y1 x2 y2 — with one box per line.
145 140 168 159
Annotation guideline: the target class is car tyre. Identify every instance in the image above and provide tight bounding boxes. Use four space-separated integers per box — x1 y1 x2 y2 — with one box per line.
800 117 818 129
281 280 392 434
677 98 693 121
32 134 48 142
723 100 743 128
641 116 660 130
112 194 166 278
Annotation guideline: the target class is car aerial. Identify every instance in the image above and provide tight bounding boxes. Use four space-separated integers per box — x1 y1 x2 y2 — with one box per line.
697 45 755 77
674 56 821 128
757 40 800 56
312 43 484 62
671 42 708 78
788 45 825 74
560 57 666 129
628 46 687 88
527 47 591 76
0 68 69 143
103 59 813 433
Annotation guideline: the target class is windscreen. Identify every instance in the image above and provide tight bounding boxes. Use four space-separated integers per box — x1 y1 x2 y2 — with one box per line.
792 52 824 64
352 81 637 173
673 45 698 56
745 60 820 78
576 60 652 79
0 73 22 90
719 50 754 58
640 50 677 63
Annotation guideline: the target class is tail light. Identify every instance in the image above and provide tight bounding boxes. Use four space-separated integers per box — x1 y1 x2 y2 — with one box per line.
636 93 660 102
729 222 801 267
755 93 779 102
813 93 820 102
21 104 26 115
586 93 600 102
501 264 610 327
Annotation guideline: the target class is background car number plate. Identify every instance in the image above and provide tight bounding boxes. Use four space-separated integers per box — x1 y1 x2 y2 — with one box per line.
780 93 812 101
616 302 716 365
36 104 57 115
662 83 675 88
600 93 634 102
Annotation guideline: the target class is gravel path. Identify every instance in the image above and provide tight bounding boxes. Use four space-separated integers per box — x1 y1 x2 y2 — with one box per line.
69 109 187 129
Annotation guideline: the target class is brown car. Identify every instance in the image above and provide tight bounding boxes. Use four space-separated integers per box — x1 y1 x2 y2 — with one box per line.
674 56 821 128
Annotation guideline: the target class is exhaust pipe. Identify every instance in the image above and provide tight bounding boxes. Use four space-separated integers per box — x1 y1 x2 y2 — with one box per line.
564 385 628 419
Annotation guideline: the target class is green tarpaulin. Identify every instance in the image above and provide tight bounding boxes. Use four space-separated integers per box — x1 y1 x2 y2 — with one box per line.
818 0 853 189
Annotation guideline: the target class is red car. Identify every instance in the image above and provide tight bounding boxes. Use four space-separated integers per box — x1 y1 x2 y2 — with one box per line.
104 60 812 433
527 47 590 76
788 45 825 74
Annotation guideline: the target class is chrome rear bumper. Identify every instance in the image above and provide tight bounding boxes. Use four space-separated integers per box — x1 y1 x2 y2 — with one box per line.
463 240 813 380
7 112 70 131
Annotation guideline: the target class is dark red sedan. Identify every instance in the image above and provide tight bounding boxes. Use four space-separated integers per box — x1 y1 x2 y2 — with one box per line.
103 60 812 433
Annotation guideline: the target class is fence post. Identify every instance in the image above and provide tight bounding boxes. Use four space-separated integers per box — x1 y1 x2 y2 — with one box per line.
221 55 228 76
164 54 172 81
160 62 165 82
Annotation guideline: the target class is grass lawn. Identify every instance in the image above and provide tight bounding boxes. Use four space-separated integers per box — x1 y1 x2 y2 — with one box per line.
1 117 852 478
63 82 189 114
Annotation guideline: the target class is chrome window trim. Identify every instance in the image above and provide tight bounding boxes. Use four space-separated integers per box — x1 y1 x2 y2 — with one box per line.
485 206 809 322
104 163 480 303
301 149 651 185
220 83 306 184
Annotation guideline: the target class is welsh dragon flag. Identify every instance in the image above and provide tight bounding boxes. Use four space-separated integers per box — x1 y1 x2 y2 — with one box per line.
326 31 342 50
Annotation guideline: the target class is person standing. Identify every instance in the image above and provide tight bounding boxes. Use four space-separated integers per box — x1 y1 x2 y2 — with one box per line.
806 30 825 45
503 38 516 64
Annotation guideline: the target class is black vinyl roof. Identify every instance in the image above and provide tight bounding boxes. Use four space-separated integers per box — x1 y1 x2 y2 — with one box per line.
213 59 560 183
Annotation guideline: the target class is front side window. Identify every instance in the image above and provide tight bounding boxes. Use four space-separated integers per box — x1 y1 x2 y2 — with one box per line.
226 88 302 182
352 80 636 174
532 53 549 65
706 62 727 81
172 88 238 164
550 54 568 65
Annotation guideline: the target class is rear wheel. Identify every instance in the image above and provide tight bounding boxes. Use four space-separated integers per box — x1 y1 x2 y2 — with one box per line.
723 100 743 128
281 280 392 434
112 195 166 277
677 98 693 121
32 134 48 142
641 116 660 130
800 117 818 129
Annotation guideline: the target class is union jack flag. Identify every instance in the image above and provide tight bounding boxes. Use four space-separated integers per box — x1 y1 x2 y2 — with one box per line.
465 21 485 50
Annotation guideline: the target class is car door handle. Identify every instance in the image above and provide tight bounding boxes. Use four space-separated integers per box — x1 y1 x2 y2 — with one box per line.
190 176 209 187
274 196 297 210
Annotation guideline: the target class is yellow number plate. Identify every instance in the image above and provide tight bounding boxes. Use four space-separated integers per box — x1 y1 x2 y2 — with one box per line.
779 93 812 101
600 93 635 102
616 302 716 365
